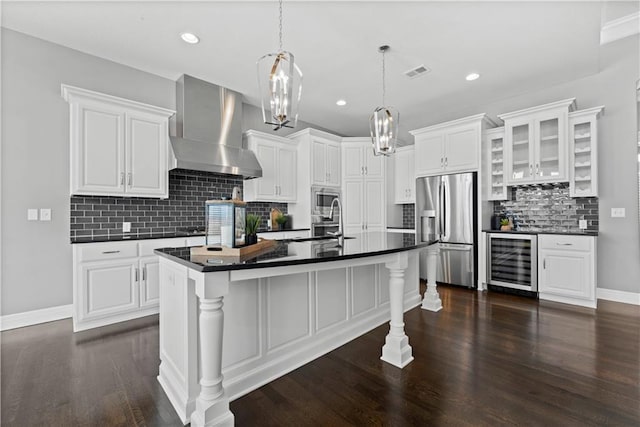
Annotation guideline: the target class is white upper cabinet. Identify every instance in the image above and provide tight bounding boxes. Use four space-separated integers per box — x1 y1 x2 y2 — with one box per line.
311 137 341 187
342 138 384 179
341 138 386 233
62 85 174 198
394 146 415 204
499 98 575 185
411 113 496 177
244 130 297 202
312 139 341 187
484 127 507 201
568 106 604 197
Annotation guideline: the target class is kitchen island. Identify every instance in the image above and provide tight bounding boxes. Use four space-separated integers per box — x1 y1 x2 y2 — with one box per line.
155 232 438 426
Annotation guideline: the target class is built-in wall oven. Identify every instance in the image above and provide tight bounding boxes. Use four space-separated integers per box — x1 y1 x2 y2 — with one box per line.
487 233 537 292
311 187 340 237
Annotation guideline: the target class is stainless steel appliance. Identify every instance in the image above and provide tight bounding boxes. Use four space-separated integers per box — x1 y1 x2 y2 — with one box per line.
311 187 341 237
487 233 538 292
416 172 477 288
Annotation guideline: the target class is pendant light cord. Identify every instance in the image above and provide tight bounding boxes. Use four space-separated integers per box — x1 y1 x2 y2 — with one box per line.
381 49 386 106
279 0 283 52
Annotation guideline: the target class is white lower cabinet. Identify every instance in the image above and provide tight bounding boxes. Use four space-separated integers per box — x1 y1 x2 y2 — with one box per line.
73 237 188 331
537 234 596 308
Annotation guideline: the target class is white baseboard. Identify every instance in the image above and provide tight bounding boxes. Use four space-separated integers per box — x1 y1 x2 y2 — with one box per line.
597 288 640 306
1 304 73 331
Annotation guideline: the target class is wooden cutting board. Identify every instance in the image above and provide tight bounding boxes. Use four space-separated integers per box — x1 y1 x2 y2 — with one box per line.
190 238 277 258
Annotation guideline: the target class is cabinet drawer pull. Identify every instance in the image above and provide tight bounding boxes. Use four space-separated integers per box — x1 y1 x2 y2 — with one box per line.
556 243 573 246
102 250 120 254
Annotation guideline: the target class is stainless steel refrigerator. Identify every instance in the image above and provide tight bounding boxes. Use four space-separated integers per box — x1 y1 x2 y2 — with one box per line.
415 172 477 288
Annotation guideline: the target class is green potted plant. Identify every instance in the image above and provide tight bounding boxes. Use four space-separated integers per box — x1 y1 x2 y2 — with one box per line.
500 218 511 231
245 214 261 245
275 213 288 230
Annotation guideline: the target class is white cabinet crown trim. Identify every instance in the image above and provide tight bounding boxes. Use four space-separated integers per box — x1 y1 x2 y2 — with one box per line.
288 127 342 142
568 105 605 120
243 129 297 146
409 113 498 136
497 98 576 120
61 84 175 117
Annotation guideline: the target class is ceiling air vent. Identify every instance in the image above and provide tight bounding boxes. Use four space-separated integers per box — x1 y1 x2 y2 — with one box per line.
404 65 430 79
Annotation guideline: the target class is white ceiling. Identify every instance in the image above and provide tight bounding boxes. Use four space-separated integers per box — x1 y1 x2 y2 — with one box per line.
2 1 607 143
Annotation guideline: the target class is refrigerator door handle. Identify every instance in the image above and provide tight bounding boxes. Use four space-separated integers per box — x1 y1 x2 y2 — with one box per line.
442 178 448 240
438 180 444 239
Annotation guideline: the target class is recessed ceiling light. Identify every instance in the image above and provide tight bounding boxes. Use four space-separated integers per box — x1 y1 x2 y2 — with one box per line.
180 32 200 44
336 99 347 106
466 73 480 81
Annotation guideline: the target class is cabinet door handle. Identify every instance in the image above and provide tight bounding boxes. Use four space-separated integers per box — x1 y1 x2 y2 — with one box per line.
543 259 546 269
361 166 364 175
120 172 124 185
529 164 533 177
142 266 146 281
440 157 444 167
135 267 139 282
365 166 368 175
444 157 448 167
127 173 132 186
536 164 540 176
102 250 120 254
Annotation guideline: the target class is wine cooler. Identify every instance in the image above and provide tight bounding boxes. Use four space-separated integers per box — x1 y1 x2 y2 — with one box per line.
487 233 537 292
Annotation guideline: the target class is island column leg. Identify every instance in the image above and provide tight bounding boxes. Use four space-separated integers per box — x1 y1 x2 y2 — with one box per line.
421 244 443 312
190 273 234 427
381 252 414 368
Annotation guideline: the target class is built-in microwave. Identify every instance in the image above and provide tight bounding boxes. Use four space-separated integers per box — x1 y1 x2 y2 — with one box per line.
311 187 340 218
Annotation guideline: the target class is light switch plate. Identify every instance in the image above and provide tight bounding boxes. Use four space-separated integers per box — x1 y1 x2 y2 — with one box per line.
27 209 38 221
611 208 626 218
122 222 131 233
40 208 51 221
579 219 587 229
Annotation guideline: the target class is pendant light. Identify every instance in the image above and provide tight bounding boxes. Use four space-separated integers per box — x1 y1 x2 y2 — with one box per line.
257 0 303 131
370 45 399 156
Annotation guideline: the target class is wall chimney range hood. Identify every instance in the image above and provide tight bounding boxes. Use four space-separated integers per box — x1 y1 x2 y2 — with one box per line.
169 74 262 179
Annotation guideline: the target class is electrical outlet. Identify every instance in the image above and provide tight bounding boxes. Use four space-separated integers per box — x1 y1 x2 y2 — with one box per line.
27 209 38 221
40 208 51 221
579 219 587 229
122 222 131 233
611 208 626 218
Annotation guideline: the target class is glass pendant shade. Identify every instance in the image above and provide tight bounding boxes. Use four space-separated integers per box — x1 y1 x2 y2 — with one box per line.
370 106 399 156
257 50 303 130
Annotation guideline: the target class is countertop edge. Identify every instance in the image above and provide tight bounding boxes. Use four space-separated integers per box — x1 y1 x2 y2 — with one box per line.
154 239 438 273
482 229 598 237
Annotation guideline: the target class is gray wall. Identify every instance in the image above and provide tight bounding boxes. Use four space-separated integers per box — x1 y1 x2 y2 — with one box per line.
0 29 338 316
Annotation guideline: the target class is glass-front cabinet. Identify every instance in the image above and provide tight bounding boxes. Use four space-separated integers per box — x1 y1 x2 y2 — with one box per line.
501 98 576 186
485 127 507 200
568 106 604 197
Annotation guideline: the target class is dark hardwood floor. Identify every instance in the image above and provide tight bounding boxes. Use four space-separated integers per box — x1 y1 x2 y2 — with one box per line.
2 285 639 426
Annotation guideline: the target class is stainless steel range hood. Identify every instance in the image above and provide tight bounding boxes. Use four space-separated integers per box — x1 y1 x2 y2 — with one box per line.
169 74 262 179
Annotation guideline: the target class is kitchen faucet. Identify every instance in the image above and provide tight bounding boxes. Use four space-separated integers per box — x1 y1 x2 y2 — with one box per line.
326 197 343 238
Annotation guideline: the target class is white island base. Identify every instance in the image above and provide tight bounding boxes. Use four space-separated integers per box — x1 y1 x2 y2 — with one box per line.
158 249 426 426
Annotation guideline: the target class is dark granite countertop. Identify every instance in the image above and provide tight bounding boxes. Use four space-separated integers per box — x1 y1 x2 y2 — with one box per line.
482 229 598 237
154 232 437 273
70 228 310 244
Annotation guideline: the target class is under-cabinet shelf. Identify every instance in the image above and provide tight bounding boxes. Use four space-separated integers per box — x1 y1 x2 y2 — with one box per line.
512 139 529 146
540 157 559 163
574 133 591 139
574 147 591 154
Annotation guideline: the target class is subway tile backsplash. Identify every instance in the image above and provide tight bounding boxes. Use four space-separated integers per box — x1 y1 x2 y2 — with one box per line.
402 204 415 229
493 183 598 233
70 169 287 240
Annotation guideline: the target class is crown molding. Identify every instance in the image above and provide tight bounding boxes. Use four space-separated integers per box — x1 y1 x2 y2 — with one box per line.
600 11 640 45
